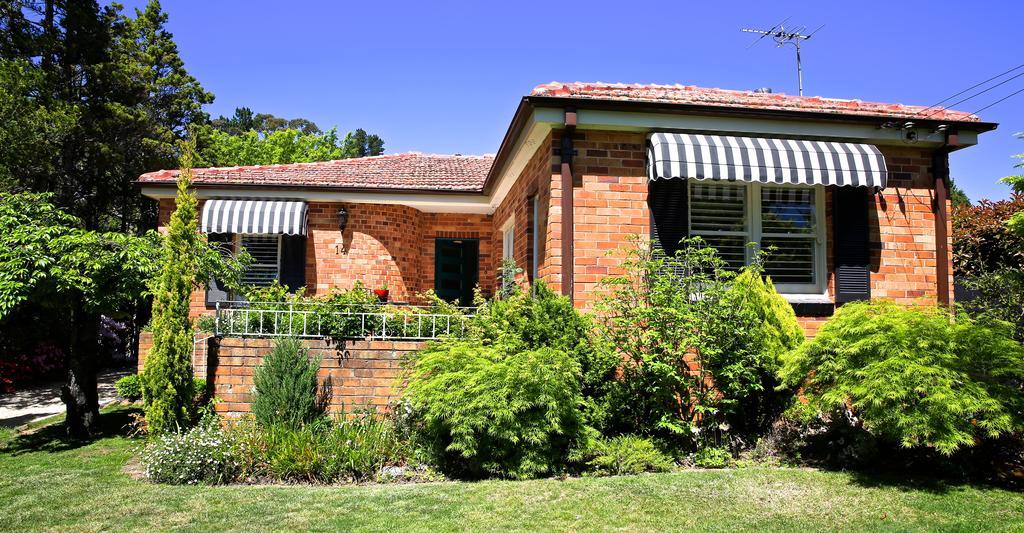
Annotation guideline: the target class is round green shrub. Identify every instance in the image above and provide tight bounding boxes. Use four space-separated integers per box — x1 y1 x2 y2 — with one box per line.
780 300 1024 455
115 374 142 401
403 340 586 479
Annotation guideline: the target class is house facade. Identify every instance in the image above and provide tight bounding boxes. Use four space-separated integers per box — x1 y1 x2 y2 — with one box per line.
139 82 997 336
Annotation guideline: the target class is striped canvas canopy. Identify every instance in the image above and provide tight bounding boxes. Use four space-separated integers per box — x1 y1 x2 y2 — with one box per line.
200 199 308 236
647 132 888 189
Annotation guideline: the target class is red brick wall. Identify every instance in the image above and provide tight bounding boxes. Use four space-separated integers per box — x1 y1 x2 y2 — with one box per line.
209 337 423 418
493 131 554 286
153 200 495 317
531 130 953 336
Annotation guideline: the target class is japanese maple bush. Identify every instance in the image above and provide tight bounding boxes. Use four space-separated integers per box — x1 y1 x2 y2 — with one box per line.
779 300 1024 455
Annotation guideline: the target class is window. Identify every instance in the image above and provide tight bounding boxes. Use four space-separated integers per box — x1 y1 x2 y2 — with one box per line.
688 181 824 294
501 216 515 262
239 234 281 287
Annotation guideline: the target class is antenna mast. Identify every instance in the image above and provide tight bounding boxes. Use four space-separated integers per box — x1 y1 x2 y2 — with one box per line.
742 21 823 96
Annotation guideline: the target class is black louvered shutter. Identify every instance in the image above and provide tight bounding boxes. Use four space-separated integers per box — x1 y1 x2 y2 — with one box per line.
279 235 307 293
833 187 871 302
649 179 689 276
205 233 233 306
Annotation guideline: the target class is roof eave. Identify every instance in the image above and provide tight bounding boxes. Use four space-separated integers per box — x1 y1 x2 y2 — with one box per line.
135 180 485 196
524 95 1000 133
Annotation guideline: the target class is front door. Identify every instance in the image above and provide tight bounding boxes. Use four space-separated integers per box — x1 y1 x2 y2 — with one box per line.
434 239 479 307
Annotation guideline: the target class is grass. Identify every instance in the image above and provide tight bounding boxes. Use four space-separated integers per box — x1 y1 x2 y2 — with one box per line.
1 409 1023 532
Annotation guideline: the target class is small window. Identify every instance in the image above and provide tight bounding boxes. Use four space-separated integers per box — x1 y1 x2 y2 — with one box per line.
501 216 515 261
239 235 281 287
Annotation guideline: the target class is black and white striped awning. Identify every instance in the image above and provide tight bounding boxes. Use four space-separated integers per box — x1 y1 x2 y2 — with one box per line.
647 132 888 189
200 199 308 236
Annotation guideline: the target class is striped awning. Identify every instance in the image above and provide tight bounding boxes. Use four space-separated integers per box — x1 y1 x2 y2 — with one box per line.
647 132 888 189
200 199 308 236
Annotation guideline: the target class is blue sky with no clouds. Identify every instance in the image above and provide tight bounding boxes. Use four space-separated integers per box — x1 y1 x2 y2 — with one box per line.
117 0 1024 201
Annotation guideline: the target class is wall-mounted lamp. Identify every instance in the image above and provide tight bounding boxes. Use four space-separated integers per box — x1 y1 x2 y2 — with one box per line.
337 207 349 232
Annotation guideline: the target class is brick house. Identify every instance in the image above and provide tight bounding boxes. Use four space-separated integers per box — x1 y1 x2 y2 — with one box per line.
138 82 997 337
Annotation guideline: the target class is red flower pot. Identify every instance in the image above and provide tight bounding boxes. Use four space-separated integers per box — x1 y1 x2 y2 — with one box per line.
373 289 390 302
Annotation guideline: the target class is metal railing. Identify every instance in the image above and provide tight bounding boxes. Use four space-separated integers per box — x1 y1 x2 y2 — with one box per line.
214 301 475 340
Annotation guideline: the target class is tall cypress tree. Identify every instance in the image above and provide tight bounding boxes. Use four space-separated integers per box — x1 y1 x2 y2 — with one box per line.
141 137 199 433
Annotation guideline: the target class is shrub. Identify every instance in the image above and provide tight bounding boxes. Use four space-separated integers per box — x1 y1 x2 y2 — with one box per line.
780 300 1024 455
141 421 238 485
952 193 1024 277
578 435 674 476
466 281 620 430
116 374 142 401
693 446 733 469
403 341 585 479
597 238 802 446
251 336 325 429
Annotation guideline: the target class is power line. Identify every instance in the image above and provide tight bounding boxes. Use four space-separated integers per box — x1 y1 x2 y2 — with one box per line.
917 62 1024 116
970 86 1024 116
922 70 1024 119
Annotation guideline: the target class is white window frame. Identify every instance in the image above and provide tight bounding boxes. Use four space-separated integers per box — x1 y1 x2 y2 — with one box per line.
501 216 515 262
237 234 282 288
688 182 827 297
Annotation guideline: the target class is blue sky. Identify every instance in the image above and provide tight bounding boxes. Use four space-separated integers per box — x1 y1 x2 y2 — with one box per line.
119 0 1023 201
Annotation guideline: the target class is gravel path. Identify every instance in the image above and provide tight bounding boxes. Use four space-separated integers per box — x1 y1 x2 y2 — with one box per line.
0 368 132 427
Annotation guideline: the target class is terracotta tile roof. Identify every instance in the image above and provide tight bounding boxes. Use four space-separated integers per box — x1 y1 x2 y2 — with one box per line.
138 152 494 192
531 82 982 123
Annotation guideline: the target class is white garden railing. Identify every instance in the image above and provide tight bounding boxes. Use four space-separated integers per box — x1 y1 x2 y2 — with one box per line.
213 301 475 340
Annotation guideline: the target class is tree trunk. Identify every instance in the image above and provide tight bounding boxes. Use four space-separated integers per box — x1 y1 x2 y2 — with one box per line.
61 298 100 439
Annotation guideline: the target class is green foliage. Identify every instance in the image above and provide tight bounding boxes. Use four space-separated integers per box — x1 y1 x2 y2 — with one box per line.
251 337 325 429
402 341 586 479
693 446 733 469
211 107 321 135
1 0 213 231
195 126 385 168
949 178 971 208
578 435 674 476
142 142 200 433
141 420 238 485
596 238 802 446
235 414 408 483
461 281 619 430
0 192 160 318
0 59 76 192
780 301 1024 455
116 374 142 401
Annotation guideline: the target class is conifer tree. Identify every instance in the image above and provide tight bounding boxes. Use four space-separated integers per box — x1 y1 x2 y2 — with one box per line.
141 137 200 433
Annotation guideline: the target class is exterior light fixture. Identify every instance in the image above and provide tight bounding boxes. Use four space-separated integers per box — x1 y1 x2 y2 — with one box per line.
337 207 349 232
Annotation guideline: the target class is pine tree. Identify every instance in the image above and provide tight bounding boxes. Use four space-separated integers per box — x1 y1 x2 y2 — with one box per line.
141 137 200 433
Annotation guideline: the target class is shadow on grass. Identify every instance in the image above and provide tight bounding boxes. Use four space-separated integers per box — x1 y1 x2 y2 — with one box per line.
0 406 142 457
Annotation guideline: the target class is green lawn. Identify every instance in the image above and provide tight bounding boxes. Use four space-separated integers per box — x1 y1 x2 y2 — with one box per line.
1 409 1022 532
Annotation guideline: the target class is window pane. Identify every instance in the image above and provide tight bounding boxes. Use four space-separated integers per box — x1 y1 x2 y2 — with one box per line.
700 235 748 270
689 183 746 233
761 187 815 234
241 235 280 287
761 237 814 284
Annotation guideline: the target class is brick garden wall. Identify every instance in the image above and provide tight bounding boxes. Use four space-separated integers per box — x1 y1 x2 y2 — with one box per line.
207 337 424 418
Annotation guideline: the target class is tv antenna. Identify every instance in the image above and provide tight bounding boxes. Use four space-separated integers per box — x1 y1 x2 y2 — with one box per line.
742 20 824 96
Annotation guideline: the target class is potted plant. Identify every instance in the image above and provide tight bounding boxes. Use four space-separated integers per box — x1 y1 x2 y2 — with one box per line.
373 281 389 302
